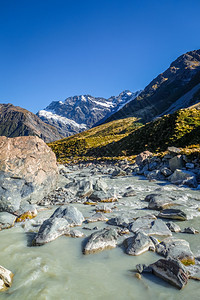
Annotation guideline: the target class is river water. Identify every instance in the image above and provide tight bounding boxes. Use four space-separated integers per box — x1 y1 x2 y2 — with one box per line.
0 170 200 300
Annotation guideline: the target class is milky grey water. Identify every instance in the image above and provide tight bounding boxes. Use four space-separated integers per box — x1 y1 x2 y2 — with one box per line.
0 173 200 300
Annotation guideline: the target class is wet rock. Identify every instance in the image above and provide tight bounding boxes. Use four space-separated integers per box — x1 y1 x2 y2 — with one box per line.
149 258 188 289
0 136 58 213
123 187 136 197
86 212 108 223
156 237 195 265
166 221 181 233
135 263 152 274
124 231 155 256
0 265 14 291
158 208 187 221
182 227 199 234
32 217 70 245
107 216 129 228
83 228 118 254
0 212 16 229
147 194 175 210
50 206 84 227
170 169 197 188
129 216 172 237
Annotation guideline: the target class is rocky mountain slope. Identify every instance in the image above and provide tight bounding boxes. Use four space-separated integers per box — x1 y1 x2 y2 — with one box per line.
0 104 63 142
37 90 141 137
48 104 200 162
104 49 200 124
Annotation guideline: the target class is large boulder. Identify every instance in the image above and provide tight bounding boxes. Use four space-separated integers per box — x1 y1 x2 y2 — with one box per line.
50 206 84 227
170 169 198 188
0 136 59 213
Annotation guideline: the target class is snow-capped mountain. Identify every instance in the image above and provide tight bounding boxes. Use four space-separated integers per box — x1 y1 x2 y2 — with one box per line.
37 90 141 137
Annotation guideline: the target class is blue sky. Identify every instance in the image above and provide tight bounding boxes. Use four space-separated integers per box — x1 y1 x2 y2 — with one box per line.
0 0 200 113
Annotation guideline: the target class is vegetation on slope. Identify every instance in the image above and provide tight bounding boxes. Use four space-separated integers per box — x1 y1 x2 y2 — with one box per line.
49 106 200 162
48 117 141 162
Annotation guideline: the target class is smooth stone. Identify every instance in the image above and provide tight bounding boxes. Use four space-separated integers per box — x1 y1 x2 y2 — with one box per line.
107 216 129 228
124 231 155 256
83 228 118 254
149 258 188 289
156 237 195 265
50 206 84 227
86 212 108 223
0 212 16 229
158 208 187 221
0 265 14 291
166 221 181 233
32 217 70 246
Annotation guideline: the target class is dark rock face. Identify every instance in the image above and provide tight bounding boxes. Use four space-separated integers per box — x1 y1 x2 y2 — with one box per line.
149 258 188 289
83 228 118 254
104 49 200 124
0 103 62 142
37 91 141 137
0 136 59 213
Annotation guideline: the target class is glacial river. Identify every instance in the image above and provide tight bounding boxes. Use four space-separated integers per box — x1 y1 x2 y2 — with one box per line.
0 172 200 300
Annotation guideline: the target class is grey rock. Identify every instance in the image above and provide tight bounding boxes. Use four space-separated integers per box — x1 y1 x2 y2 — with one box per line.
186 264 200 280
147 194 175 210
156 237 195 265
129 216 172 237
69 229 84 238
123 188 136 197
168 147 181 155
0 212 16 229
166 221 181 233
182 227 199 234
86 212 108 223
135 151 153 166
89 190 117 203
76 179 93 198
170 169 197 188
124 231 155 256
32 217 70 245
146 170 165 181
158 208 187 221
149 258 188 289
93 178 108 192
160 167 173 177
83 228 118 254
107 216 129 228
50 206 84 227
111 167 126 177
169 155 184 171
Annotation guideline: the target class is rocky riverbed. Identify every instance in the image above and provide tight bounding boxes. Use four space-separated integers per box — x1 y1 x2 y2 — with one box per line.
0 159 200 299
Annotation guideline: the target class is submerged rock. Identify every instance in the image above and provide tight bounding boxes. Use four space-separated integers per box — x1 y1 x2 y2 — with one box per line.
149 258 188 289
83 228 118 254
0 265 14 291
0 212 16 229
158 208 187 221
124 231 155 256
182 227 199 234
156 237 195 265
